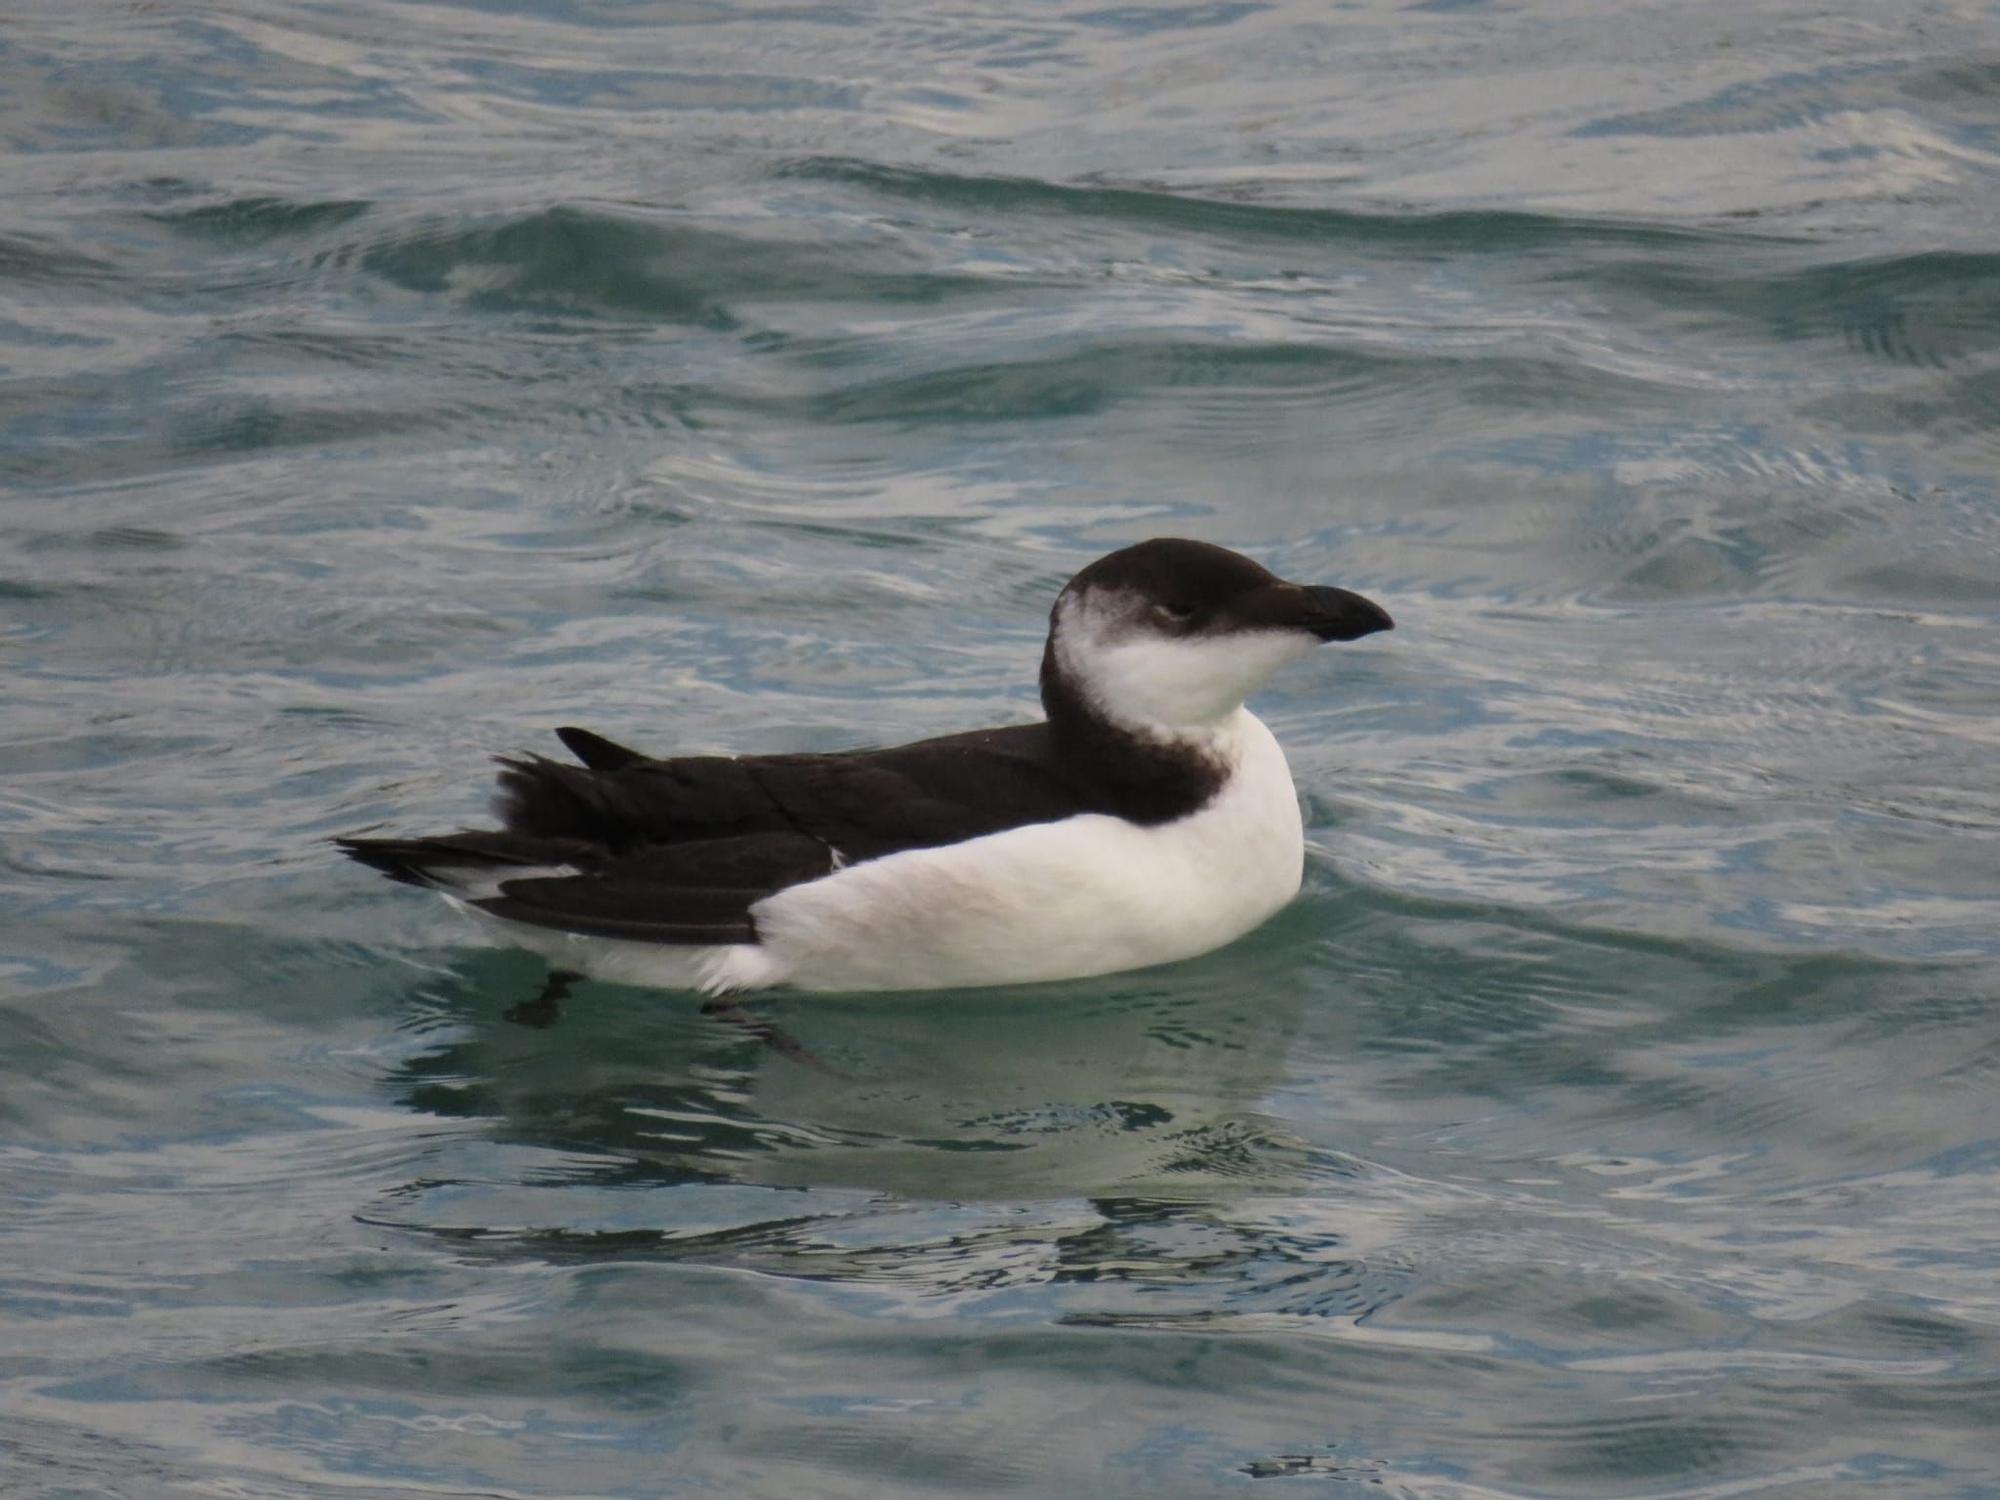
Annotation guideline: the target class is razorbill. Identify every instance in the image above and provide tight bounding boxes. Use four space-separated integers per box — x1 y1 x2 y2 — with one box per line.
339 538 1392 996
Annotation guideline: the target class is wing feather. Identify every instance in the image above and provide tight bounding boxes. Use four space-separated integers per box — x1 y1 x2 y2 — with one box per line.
474 877 765 944
350 722 1111 948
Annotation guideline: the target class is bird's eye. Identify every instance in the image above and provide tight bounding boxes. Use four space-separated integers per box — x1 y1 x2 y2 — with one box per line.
1160 601 1197 621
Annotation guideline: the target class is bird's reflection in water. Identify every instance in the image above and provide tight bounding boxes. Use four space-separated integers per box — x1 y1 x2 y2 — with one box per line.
385 934 1318 1207
374 930 1420 1324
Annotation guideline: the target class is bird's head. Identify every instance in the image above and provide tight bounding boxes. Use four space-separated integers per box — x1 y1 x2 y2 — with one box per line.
1042 537 1393 734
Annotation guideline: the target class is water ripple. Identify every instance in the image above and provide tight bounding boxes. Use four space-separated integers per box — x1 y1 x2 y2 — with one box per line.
6 1 2000 1496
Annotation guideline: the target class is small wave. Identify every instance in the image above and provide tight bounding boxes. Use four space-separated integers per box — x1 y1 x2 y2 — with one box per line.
143 194 373 244
353 202 1002 325
1579 249 2000 371
778 155 1781 255
782 337 1678 434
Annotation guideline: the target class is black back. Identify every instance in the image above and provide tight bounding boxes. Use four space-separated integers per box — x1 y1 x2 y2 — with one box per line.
339 713 1224 946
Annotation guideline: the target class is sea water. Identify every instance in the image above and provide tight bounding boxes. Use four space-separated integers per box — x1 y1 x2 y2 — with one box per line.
4 2 1998 1494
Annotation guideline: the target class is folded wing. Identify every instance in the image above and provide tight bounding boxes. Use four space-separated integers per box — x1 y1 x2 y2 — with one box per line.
339 720 1099 946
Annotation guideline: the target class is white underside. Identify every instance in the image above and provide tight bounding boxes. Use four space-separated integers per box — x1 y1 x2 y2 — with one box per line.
463 707 1307 995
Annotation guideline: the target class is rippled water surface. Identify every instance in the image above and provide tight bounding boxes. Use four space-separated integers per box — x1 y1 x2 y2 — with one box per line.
6 2 2000 1495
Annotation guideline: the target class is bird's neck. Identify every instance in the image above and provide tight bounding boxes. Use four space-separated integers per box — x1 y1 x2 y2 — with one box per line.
1039 640 1235 825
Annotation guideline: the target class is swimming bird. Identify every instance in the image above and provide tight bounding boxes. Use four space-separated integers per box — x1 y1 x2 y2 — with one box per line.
338 538 1392 998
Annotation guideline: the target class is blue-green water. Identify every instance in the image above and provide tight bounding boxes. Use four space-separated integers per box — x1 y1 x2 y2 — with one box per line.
5 1 2000 1494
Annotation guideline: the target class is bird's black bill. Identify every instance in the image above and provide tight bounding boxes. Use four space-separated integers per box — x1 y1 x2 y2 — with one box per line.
1297 584 1394 642
1231 581 1395 641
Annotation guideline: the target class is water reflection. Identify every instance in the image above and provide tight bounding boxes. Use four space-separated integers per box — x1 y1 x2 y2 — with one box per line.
378 945 1315 1258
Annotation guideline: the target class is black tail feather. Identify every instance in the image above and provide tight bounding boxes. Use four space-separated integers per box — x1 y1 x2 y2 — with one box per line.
489 728 650 842
556 725 647 772
334 831 595 888
492 754 612 840
335 837 442 888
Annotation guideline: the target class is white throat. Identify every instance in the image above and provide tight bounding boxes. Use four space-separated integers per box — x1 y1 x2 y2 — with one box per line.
1050 591 1318 736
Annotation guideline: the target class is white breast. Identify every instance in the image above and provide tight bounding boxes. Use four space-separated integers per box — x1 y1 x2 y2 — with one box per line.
742 708 1305 993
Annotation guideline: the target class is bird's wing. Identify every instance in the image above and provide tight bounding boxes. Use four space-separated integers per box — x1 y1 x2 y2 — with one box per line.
343 722 1108 949
496 721 1100 862
472 875 772 944
335 825 837 933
